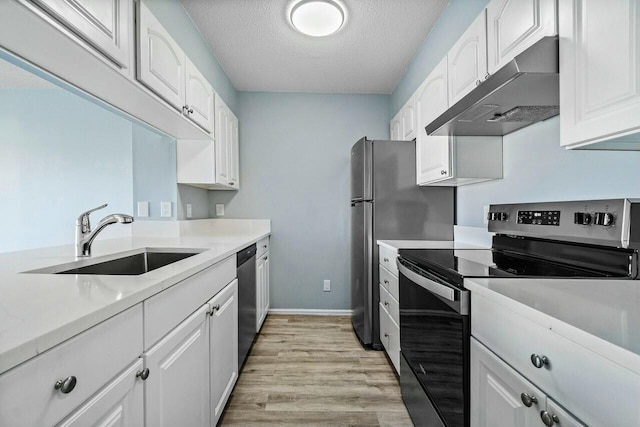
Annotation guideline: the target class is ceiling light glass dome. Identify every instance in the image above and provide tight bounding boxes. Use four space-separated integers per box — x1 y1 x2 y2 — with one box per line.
290 0 345 37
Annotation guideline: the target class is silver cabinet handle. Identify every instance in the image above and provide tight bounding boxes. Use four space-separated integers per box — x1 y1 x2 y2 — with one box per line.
264 256 268 261
54 376 77 394
484 72 491 80
229 182 235 186
383 258 389 262
520 393 538 407
136 368 150 380
384 301 389 306
540 411 560 426
384 333 389 338
384 280 389 284
183 105 194 114
207 304 220 316
476 79 482 86
263 245 267 248
530 354 549 369
441 170 447 175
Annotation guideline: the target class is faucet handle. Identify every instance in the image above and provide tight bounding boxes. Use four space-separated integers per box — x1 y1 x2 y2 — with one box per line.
77 204 108 232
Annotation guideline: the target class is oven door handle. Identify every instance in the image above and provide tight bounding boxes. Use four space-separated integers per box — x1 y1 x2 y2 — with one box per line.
397 259 456 302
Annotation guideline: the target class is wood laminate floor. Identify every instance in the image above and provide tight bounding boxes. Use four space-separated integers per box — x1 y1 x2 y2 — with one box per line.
219 315 414 427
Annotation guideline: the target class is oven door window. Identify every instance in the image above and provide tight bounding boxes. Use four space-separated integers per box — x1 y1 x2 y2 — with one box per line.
399 270 469 427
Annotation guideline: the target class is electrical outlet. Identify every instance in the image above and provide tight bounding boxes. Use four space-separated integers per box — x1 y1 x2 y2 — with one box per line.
323 280 331 292
160 202 172 218
216 204 225 216
186 204 192 218
483 205 490 226
137 201 149 218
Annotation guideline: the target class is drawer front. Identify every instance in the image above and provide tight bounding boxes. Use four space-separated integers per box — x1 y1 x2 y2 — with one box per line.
379 264 399 301
256 236 269 258
379 302 400 375
472 293 640 427
379 245 398 276
379 283 399 326
144 255 236 349
0 305 143 427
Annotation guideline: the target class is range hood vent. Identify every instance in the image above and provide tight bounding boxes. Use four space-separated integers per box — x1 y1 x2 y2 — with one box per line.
426 36 559 137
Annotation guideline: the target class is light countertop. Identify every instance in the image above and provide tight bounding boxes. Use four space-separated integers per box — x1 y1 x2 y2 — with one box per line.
465 277 640 374
377 240 489 251
0 220 270 374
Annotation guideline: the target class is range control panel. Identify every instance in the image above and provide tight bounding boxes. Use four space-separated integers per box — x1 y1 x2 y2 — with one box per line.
517 210 560 226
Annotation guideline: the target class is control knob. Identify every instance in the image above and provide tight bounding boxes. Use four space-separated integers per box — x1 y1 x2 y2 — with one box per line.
594 212 614 227
574 212 592 225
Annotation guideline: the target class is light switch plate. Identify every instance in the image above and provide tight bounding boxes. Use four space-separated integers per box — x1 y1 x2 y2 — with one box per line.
216 204 224 216
137 201 149 218
323 280 331 292
186 204 192 218
160 202 172 218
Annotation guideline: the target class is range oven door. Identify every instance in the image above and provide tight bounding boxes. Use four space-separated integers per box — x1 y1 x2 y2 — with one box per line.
397 258 470 427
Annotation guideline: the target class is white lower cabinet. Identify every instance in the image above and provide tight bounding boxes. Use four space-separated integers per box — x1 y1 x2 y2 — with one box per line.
471 338 584 427
144 304 211 427
256 251 270 332
57 359 145 427
209 279 239 426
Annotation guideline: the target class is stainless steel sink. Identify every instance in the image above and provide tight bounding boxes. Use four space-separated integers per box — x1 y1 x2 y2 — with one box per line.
56 251 200 275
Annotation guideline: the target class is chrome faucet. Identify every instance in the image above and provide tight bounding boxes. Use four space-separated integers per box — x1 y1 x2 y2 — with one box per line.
76 204 134 257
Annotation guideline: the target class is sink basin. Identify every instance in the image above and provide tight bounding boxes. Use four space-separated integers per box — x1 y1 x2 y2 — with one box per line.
56 251 200 275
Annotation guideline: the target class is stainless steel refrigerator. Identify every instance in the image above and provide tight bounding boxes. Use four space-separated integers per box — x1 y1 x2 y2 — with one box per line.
350 137 454 348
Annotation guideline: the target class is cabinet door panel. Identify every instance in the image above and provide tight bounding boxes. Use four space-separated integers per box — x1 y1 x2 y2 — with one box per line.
57 359 144 427
471 339 544 427
390 116 401 140
34 0 132 69
228 113 240 189
487 0 557 74
137 1 186 110
215 93 230 185
185 58 214 132
256 256 265 332
144 304 210 427
560 0 640 147
448 11 488 104
263 254 270 314
401 96 416 140
210 280 239 426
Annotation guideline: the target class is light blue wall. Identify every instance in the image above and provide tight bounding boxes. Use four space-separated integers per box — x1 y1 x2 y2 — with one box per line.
390 0 489 116
145 0 238 113
177 184 210 220
0 89 134 252
457 117 640 226
210 92 390 310
132 125 177 220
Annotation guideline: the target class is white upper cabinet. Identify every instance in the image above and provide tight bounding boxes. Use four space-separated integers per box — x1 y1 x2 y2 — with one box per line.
390 114 402 140
228 113 240 188
486 0 557 74
185 57 214 132
415 57 451 185
401 95 416 140
215 93 240 190
137 0 186 111
559 0 640 150
32 0 133 71
448 11 488 104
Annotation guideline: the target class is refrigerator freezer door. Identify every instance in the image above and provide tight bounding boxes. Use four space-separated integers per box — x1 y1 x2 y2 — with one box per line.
350 137 372 201
351 200 373 345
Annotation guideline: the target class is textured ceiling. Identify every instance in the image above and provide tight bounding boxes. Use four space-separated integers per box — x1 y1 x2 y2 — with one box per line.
0 59 55 89
181 0 449 94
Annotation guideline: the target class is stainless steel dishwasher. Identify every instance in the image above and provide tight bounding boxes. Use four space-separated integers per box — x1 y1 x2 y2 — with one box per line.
237 244 257 369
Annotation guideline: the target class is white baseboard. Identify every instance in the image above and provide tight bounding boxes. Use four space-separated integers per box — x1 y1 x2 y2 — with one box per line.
268 309 353 316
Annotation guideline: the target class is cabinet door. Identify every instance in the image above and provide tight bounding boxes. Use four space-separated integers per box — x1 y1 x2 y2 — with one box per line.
544 399 586 427
185 58 214 132
401 95 416 140
415 57 452 185
379 302 390 351
215 93 230 186
256 255 265 332
390 116 402 140
263 253 270 314
137 0 186 111
228 112 240 189
33 0 133 70
559 0 640 148
144 304 210 427
57 359 144 427
486 0 557 74
448 11 488 104
471 338 544 427
209 279 239 426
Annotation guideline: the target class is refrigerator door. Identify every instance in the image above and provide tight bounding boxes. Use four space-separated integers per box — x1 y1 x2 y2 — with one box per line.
351 200 373 345
350 137 372 201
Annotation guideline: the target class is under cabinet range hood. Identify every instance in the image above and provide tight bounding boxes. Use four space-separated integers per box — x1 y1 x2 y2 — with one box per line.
426 36 559 137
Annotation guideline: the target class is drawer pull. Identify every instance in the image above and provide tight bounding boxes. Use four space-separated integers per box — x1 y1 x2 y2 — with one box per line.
384 280 389 284
520 392 538 407
540 411 560 426
263 245 267 248
530 354 549 369
136 368 150 381
54 376 77 394
384 301 389 306
384 333 389 338
441 170 447 175
383 258 389 262
207 304 221 316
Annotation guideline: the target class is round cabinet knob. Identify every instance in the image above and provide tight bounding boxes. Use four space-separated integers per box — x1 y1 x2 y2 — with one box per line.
441 170 447 175
136 368 150 380
540 411 560 426
484 72 491 80
530 354 549 369
229 182 235 186
384 333 389 338
520 392 538 407
476 79 482 86
54 376 77 394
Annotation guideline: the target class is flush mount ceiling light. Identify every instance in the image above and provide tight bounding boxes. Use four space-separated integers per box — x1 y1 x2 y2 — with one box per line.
290 0 345 37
